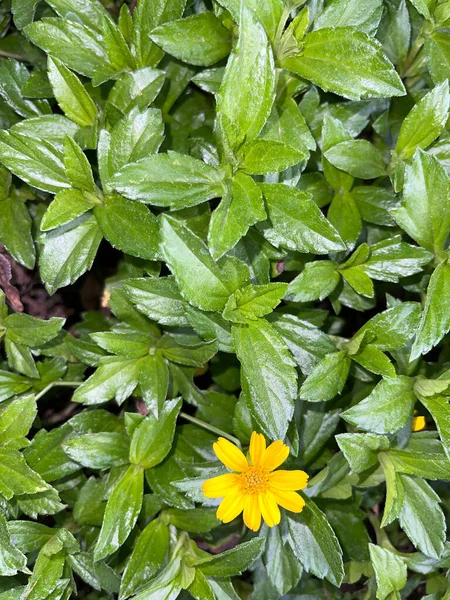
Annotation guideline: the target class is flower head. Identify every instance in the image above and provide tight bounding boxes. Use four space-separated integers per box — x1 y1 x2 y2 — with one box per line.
202 432 309 531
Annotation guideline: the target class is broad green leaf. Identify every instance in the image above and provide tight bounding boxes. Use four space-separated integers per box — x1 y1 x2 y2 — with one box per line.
426 32 450 84
208 172 266 260
369 544 407 600
24 424 80 482
342 376 415 434
158 336 218 367
199 538 265 577
411 263 450 360
123 277 188 327
4 339 38 379
23 540 66 600
286 498 344 586
357 302 421 351
163 507 220 533
336 432 389 473
314 0 383 34
0 130 70 193
300 351 350 402
286 260 340 302
47 56 97 127
111 151 224 208
39 213 103 293
324 140 386 179
63 136 96 193
327 191 362 248
216 4 275 149
0 371 32 403
377 0 410 65
352 186 398 226
129 398 181 469
150 12 231 67
63 433 130 470
0 510 27 576
94 464 144 560
417 394 450 459
263 525 302 595
94 195 161 260
0 395 36 448
90 330 150 358
0 59 50 119
40 189 93 232
379 452 405 526
399 474 446 558
385 442 450 480
396 81 449 160
25 18 109 78
131 0 186 68
223 282 288 323
260 183 345 254
0 196 35 269
120 519 169 600
73 356 141 405
282 28 405 101
391 149 450 254
361 237 432 283
161 215 249 311
232 319 297 439
0 449 50 499
238 139 306 175
261 97 315 154
5 314 64 347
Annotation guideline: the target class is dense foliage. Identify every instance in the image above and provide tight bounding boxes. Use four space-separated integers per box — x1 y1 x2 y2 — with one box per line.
0 0 450 598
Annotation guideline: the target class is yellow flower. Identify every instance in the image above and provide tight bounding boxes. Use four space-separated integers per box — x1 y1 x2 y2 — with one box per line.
412 413 426 431
202 432 309 531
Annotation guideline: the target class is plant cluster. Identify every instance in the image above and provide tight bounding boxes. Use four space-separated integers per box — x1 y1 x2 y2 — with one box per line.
0 0 450 598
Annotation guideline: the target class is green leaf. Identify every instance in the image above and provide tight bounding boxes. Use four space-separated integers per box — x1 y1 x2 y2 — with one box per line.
263 525 302 595
342 376 416 434
73 357 141 405
313 0 383 34
0 449 50 499
23 539 66 600
0 196 35 269
0 130 69 193
336 432 389 473
352 186 398 227
396 81 449 160
327 191 362 248
361 237 432 283
63 433 130 470
357 302 421 351
377 0 410 65
286 498 344 586
0 509 27 576
0 395 36 449
5 339 38 379
161 215 249 311
94 464 144 560
0 371 32 403
129 398 181 469
398 474 446 558
232 318 297 439
324 140 386 179
391 149 450 254
286 260 340 302
385 441 450 480
120 519 169 600
261 97 316 155
123 276 188 327
39 213 103 293
216 3 275 149
260 183 345 254
426 32 450 84
63 137 96 193
94 195 161 260
369 544 407 600
131 0 186 68
238 139 306 175
25 18 109 78
150 12 231 67
24 424 80 482
379 452 405 526
5 314 64 347
223 282 288 323
411 262 450 360
416 394 450 459
111 151 224 208
0 59 50 119
300 351 351 402
199 538 265 577
40 189 93 232
208 172 266 260
282 28 405 101
47 56 97 127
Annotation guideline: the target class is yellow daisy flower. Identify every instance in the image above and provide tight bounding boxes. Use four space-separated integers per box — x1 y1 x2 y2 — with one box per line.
202 431 309 531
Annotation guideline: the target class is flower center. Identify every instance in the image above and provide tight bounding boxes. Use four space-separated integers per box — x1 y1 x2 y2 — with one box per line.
240 466 270 495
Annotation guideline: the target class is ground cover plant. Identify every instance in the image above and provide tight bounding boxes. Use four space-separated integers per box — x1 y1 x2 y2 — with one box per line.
1 0 450 597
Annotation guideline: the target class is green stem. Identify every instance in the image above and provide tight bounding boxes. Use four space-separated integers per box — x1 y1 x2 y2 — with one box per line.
179 411 242 449
35 381 81 402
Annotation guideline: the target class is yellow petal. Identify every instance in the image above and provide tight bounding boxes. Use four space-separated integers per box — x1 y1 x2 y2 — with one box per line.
412 415 426 431
216 492 245 523
270 470 309 491
249 432 266 466
261 440 290 471
243 494 262 531
273 489 305 513
213 437 248 472
202 473 241 498
259 492 281 527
